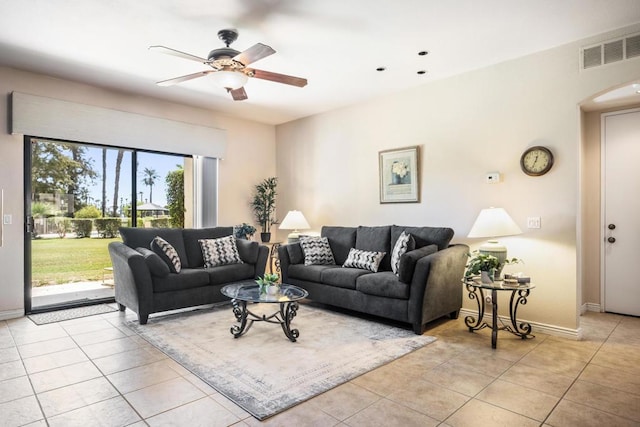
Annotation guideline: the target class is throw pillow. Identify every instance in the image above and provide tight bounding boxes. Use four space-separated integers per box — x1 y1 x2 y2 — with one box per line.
299 236 336 266
136 247 170 277
151 236 182 273
391 231 415 275
199 235 244 268
343 248 386 273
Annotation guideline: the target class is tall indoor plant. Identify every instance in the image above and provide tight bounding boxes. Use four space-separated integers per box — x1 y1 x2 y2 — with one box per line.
251 177 278 242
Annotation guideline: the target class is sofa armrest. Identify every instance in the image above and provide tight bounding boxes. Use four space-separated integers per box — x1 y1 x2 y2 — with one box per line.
255 244 269 278
278 242 304 282
407 244 469 332
108 242 154 322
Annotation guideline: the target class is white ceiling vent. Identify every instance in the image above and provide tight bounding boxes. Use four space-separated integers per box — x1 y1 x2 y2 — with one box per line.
581 32 640 70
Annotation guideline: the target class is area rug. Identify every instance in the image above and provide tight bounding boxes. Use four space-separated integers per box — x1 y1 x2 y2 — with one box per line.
28 303 117 325
127 303 436 420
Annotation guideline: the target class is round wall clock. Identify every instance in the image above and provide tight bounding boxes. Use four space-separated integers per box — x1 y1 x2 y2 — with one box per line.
520 146 554 176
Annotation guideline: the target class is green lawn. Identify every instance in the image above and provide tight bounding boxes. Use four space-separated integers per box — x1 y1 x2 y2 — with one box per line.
31 237 120 286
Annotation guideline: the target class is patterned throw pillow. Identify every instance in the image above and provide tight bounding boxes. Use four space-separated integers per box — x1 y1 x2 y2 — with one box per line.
151 236 182 273
299 236 336 266
391 231 415 275
199 235 244 268
343 248 386 273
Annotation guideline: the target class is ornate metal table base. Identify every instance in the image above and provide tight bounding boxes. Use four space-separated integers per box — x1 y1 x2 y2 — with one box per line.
464 283 534 349
230 299 301 342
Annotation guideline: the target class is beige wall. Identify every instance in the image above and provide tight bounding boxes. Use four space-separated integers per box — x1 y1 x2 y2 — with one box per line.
0 66 276 319
276 24 640 332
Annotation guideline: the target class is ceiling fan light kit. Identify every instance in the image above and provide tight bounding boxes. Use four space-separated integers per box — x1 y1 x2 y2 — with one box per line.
151 28 307 101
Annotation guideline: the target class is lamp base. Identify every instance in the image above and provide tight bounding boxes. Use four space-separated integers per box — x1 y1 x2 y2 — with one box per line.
287 230 301 244
479 240 507 278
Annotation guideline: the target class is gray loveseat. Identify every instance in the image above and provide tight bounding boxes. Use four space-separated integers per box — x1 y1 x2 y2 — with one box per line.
108 227 268 324
278 225 468 334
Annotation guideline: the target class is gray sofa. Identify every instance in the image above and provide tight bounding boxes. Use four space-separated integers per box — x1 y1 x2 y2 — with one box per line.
278 225 468 334
108 227 269 324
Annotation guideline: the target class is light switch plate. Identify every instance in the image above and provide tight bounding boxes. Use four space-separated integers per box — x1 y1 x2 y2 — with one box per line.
527 217 541 229
3 214 11 225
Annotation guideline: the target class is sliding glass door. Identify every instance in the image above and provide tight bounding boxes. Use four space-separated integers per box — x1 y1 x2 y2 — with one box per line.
25 137 191 312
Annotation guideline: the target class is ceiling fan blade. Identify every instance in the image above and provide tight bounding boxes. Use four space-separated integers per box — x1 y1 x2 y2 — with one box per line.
229 87 248 101
149 45 208 63
233 43 275 66
156 70 213 86
248 68 308 87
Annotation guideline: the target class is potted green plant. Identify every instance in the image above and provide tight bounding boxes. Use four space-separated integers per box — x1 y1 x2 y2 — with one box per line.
251 177 278 243
234 223 256 240
256 273 280 296
465 251 521 283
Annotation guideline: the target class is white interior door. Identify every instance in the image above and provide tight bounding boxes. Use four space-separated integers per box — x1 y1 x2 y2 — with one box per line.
602 108 640 316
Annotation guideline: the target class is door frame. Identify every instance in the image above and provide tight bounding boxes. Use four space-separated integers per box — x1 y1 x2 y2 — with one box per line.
599 107 640 312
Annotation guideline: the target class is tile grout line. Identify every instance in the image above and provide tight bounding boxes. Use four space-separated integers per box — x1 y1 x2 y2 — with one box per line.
539 315 623 426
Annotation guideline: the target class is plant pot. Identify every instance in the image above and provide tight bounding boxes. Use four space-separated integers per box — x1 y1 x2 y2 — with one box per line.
267 285 279 296
261 232 271 243
481 271 494 284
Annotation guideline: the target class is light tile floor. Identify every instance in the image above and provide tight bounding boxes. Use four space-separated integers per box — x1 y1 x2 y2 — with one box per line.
0 308 638 426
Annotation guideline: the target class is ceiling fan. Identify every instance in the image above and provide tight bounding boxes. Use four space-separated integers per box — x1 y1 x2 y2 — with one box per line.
150 29 307 101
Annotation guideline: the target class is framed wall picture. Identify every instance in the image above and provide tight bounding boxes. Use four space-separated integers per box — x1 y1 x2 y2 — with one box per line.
379 146 420 203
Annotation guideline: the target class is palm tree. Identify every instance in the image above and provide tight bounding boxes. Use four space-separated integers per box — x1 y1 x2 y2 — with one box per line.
142 167 160 203
112 149 124 216
101 148 107 216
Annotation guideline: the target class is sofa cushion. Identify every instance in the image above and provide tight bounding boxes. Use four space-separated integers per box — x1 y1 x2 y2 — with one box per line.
356 272 411 299
182 227 233 268
391 225 454 251
120 227 188 265
343 248 386 273
391 231 415 275
321 226 357 265
135 247 170 277
152 269 210 293
398 244 438 284
288 264 337 282
355 226 392 271
300 236 336 266
199 236 243 267
235 239 260 264
321 267 371 290
151 236 182 273
206 263 256 286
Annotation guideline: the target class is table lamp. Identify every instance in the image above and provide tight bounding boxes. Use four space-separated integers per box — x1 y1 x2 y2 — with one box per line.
467 207 522 277
279 210 310 243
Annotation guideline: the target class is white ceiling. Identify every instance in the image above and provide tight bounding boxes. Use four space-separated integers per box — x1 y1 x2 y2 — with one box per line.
1 0 640 125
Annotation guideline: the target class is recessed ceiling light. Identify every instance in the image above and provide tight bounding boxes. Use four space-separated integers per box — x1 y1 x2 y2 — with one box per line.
417 70 427 75
418 51 429 56
376 67 386 72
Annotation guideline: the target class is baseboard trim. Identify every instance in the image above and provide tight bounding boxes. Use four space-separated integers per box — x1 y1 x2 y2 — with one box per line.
0 308 25 321
459 308 582 340
581 303 601 314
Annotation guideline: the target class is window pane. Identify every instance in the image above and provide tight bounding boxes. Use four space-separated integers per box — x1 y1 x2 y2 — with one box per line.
136 152 190 228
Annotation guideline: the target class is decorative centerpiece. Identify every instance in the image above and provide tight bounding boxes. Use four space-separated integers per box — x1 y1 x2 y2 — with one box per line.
256 273 280 296
466 251 521 283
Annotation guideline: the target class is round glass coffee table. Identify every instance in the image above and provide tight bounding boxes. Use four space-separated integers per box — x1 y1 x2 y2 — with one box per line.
221 282 308 342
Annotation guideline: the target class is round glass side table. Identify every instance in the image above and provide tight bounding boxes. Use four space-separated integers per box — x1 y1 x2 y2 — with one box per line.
463 278 535 349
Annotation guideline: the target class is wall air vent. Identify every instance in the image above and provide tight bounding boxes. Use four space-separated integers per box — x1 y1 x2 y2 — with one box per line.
580 32 640 70
626 34 640 59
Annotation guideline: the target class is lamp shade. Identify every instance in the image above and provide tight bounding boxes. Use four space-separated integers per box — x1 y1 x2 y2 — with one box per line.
209 70 248 90
279 210 310 231
467 207 522 238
